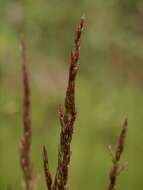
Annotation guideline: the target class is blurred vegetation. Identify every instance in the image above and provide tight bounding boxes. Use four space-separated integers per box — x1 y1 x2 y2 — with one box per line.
1 0 143 189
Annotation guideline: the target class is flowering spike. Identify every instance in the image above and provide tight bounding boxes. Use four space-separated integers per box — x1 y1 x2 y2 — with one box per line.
43 145 52 190
20 37 32 190
107 118 128 190
53 16 85 190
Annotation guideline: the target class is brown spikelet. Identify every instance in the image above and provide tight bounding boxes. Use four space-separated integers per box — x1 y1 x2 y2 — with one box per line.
107 118 128 190
43 145 52 190
52 15 85 190
20 38 32 190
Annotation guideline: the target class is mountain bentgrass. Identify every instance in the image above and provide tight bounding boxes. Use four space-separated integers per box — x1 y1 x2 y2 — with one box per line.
7 16 128 190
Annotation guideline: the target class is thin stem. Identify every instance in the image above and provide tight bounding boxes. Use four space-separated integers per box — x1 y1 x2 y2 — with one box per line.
20 38 32 190
107 118 128 190
43 145 52 190
53 15 85 190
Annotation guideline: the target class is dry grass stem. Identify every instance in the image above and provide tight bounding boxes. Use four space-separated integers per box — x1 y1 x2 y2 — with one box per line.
107 118 128 190
20 38 33 190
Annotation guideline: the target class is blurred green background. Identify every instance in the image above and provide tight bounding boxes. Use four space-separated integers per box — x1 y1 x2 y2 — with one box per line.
0 0 143 189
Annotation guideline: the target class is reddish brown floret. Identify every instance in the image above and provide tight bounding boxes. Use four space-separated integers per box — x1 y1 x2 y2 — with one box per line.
20 38 32 190
53 15 85 190
43 145 52 190
107 118 128 190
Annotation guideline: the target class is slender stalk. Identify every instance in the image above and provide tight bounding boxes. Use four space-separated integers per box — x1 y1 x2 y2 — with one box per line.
107 118 128 190
20 38 32 190
43 145 52 190
52 15 85 190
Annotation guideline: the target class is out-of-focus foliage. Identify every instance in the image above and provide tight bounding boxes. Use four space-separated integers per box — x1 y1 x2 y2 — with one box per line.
0 0 143 189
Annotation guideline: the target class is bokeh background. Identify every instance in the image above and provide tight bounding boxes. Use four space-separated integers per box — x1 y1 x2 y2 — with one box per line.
0 0 143 189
